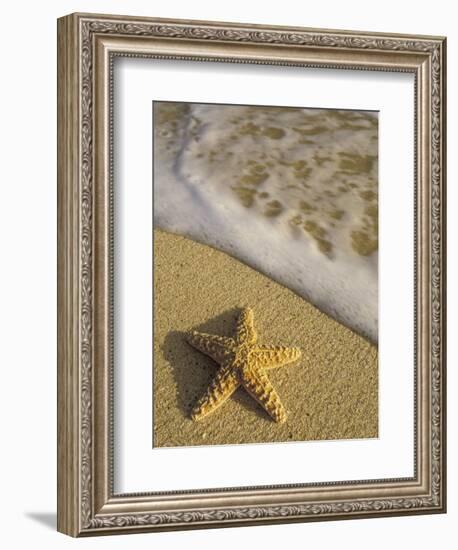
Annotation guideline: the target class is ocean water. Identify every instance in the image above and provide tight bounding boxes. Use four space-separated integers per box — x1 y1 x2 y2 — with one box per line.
153 102 378 343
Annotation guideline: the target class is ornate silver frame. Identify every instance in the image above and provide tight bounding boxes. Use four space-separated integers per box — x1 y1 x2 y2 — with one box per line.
57 12 446 536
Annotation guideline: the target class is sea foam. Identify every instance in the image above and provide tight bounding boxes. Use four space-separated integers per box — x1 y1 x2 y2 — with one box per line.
153 102 378 343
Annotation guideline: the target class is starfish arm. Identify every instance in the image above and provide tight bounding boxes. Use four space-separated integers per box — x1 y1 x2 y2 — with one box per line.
240 368 287 423
187 332 234 363
235 308 257 345
191 367 240 421
251 346 301 369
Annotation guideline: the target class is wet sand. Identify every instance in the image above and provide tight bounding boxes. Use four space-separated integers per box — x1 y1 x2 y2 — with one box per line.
154 102 379 342
153 228 378 448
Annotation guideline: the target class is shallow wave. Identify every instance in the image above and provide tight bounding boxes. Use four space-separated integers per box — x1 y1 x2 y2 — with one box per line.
153 102 378 343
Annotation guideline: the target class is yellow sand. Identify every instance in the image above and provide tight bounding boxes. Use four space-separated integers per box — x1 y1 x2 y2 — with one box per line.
153 229 378 447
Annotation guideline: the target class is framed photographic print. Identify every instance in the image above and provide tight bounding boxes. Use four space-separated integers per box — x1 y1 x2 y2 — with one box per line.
57 13 446 536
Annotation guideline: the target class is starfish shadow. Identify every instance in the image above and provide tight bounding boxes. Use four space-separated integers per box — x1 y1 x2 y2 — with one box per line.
162 308 270 421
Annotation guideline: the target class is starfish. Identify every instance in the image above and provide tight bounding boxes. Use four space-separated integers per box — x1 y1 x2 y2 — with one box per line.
186 308 301 423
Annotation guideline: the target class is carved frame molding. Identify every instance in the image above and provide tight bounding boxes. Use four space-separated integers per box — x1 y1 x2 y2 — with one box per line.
57 13 446 536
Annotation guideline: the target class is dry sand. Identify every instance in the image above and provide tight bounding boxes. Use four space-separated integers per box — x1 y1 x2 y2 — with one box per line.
153 229 378 448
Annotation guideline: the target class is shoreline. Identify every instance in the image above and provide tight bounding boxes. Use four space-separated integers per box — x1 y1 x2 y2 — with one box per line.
154 102 379 343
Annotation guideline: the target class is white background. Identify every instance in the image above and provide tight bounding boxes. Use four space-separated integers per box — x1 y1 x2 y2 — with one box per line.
0 1 455 549
116 60 414 492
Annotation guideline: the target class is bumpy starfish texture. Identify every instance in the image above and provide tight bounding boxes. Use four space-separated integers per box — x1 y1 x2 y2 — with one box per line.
187 308 301 423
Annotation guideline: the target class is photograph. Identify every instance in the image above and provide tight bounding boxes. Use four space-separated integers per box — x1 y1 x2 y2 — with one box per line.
153 101 379 448
0 0 451 544
55 11 446 536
